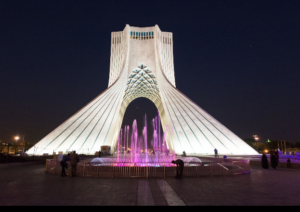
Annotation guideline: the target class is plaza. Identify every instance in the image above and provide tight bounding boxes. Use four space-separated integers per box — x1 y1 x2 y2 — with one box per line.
1 0 299 207
0 164 299 206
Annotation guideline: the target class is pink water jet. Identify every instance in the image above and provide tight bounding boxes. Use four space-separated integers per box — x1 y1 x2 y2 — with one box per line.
115 112 176 167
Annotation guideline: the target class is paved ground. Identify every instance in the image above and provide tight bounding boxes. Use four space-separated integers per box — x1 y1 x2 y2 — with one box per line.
196 154 300 163
0 165 299 206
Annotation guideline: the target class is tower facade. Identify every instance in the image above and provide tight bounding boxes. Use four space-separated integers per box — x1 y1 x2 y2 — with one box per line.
27 25 257 155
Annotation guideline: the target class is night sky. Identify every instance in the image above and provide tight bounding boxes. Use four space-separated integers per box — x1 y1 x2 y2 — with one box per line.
0 0 299 145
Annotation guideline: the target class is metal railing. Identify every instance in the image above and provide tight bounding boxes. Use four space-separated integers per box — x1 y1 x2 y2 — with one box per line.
45 159 250 178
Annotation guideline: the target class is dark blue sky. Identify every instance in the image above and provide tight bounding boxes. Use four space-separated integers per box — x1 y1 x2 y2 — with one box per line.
0 0 299 145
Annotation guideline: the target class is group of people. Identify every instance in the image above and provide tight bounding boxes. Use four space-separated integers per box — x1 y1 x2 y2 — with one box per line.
60 151 80 177
262 149 291 169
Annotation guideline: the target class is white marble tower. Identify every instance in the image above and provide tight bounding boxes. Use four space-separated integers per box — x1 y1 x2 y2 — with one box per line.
27 25 257 155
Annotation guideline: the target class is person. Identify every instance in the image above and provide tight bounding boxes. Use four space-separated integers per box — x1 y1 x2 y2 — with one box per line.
70 151 80 177
182 151 186 157
270 153 277 170
275 149 279 164
172 159 184 179
287 158 291 168
214 148 218 157
261 153 269 169
269 149 274 157
165 149 169 156
60 154 70 177
99 151 101 158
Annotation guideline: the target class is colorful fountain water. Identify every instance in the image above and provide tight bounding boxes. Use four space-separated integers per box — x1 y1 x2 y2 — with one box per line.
114 111 176 166
91 111 193 167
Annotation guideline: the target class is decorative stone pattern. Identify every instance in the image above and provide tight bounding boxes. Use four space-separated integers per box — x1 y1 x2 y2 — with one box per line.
123 63 161 104
130 31 154 39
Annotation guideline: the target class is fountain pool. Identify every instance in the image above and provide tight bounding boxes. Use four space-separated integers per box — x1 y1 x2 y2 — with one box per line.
91 112 202 167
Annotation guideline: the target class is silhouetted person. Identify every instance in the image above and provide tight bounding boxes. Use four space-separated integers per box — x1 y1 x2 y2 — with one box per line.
214 148 218 157
152 149 156 155
182 151 186 157
70 151 79 177
269 149 274 157
165 149 169 156
172 159 184 179
287 158 291 168
99 151 101 158
261 153 269 169
60 154 70 177
275 149 279 163
271 153 277 170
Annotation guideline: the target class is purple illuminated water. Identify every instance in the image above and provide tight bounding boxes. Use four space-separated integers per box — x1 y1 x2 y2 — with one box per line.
91 111 202 166
114 111 176 166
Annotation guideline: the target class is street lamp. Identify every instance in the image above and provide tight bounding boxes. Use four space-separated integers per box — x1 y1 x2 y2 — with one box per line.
253 135 259 147
14 136 19 155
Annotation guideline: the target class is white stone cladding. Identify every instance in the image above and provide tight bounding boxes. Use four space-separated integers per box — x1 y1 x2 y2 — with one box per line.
27 25 257 156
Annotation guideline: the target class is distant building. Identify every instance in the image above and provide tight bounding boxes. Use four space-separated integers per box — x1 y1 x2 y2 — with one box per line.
1 136 31 155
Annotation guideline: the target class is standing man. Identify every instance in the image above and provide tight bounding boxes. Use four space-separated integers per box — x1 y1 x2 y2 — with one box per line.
261 153 269 169
214 148 218 157
287 158 291 168
269 149 274 157
70 151 79 177
275 149 279 164
60 154 70 177
271 153 277 170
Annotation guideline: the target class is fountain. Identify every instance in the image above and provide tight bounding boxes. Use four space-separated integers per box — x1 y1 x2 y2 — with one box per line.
46 112 250 177
91 111 201 167
45 112 250 178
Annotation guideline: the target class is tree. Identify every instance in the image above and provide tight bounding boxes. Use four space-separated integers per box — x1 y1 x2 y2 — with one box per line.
243 138 265 153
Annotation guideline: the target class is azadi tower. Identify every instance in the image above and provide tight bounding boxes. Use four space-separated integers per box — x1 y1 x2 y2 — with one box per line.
27 25 257 155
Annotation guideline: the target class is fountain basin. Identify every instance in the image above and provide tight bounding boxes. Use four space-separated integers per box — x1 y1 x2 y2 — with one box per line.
45 156 251 178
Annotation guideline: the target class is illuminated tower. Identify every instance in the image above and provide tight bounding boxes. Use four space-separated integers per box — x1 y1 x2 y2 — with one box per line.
27 25 257 155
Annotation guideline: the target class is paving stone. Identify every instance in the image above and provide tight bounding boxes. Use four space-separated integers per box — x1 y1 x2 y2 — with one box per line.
0 165 300 205
136 180 155 206
148 179 168 206
156 179 186 206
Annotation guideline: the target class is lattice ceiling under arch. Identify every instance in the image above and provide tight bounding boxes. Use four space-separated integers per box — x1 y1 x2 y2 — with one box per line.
123 63 161 104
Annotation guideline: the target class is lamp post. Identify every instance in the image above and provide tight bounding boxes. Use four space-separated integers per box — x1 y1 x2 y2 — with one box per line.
7 143 9 163
14 136 19 155
253 135 259 151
